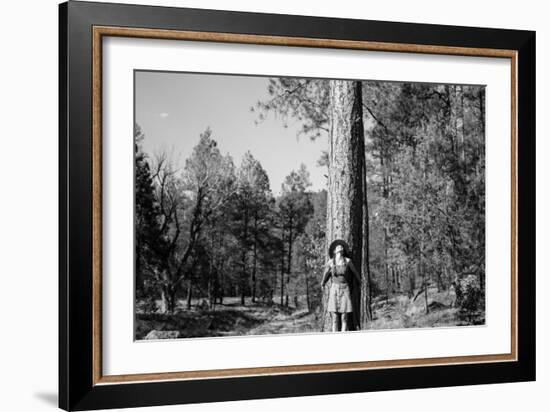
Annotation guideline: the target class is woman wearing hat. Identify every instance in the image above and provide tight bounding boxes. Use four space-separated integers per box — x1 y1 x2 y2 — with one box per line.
321 239 361 332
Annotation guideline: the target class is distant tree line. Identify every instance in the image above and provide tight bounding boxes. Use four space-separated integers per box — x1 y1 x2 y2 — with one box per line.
135 125 324 314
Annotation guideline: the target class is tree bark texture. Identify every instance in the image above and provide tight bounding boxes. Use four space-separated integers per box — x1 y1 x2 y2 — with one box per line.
323 80 365 331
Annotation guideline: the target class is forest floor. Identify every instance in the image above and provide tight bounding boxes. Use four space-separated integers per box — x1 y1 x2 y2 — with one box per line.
135 288 484 340
135 297 321 340
367 287 485 331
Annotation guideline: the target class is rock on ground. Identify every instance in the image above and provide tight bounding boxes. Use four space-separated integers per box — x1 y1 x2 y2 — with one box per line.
144 330 180 340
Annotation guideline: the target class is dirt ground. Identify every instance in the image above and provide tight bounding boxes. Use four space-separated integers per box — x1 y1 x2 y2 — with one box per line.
135 298 321 340
135 289 484 340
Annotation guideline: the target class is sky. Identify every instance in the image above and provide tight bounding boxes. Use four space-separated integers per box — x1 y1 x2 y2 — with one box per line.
135 71 328 194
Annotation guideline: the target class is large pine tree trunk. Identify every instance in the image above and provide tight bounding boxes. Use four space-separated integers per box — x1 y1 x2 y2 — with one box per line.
324 80 366 331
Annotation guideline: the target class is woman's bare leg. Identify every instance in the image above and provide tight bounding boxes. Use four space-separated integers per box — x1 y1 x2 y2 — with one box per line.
331 313 339 332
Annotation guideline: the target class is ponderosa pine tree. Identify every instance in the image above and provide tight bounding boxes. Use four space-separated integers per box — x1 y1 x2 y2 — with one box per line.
151 128 236 313
255 78 374 329
134 124 166 302
234 151 272 304
277 164 313 306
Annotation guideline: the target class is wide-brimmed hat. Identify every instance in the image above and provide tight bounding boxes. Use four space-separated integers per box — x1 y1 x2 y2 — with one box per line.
328 239 350 259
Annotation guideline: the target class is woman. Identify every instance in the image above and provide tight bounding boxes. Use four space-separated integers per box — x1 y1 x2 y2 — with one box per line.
320 239 361 332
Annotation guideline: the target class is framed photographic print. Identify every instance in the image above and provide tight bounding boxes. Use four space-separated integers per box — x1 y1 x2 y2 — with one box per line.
59 1 536 410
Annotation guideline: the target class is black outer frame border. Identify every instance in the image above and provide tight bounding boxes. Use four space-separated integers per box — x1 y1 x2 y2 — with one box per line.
58 1 536 410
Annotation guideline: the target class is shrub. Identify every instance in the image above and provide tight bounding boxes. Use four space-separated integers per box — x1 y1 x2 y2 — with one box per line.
454 274 483 313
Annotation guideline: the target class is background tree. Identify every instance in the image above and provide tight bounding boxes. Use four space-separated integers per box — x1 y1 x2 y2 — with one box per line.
134 124 166 306
233 151 272 304
293 190 327 312
277 164 313 306
150 128 236 313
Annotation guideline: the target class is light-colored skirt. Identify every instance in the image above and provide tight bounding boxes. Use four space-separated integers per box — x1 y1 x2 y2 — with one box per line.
327 282 353 313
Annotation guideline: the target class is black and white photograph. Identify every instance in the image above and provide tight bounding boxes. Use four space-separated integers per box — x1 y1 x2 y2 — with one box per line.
134 71 486 340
